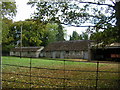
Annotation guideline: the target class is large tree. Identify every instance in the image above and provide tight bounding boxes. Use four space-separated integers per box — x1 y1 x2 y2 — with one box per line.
10 20 65 47
1 2 17 54
10 20 43 46
115 0 120 42
2 18 14 55
40 23 66 46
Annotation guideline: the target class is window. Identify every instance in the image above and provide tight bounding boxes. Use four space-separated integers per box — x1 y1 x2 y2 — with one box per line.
28 51 30 54
66 51 69 54
75 51 79 54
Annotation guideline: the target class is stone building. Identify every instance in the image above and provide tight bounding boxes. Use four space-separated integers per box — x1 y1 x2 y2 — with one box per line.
10 47 44 58
40 40 94 60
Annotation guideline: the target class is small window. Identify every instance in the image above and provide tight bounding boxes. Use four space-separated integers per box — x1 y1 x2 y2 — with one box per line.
66 51 69 54
13 51 15 54
74 51 77 55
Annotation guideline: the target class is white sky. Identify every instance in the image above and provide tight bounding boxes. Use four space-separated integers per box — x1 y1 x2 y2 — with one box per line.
14 0 35 21
13 0 115 40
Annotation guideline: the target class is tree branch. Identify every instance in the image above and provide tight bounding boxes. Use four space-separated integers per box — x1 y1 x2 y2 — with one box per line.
61 23 95 27
78 1 114 8
109 0 116 5
61 23 115 30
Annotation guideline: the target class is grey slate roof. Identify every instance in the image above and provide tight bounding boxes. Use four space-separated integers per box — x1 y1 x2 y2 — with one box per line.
43 40 92 51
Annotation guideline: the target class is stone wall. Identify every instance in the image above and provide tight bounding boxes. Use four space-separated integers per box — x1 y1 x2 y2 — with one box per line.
42 50 89 59
10 51 40 58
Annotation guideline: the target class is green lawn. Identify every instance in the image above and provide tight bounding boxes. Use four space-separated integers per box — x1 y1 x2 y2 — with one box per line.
2 56 119 89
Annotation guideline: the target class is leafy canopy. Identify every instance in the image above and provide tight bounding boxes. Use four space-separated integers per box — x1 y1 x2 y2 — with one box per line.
27 1 118 45
1 2 17 19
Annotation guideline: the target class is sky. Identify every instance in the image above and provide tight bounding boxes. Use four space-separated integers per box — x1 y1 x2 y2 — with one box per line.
14 0 35 21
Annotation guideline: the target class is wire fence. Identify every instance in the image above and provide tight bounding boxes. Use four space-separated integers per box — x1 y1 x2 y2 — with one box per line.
2 57 120 89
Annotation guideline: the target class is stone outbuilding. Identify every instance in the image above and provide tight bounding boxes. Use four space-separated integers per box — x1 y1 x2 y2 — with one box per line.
40 40 94 60
10 47 44 58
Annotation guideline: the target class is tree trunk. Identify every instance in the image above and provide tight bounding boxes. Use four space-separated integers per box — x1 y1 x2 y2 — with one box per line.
115 1 120 42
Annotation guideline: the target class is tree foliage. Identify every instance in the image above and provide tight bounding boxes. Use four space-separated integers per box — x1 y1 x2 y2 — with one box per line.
114 1 120 42
90 26 118 45
27 1 115 27
1 2 17 19
2 18 13 43
70 31 80 40
70 31 88 40
1 2 17 54
9 20 66 47
10 20 44 46
56 24 65 41
2 18 14 54
27 1 119 45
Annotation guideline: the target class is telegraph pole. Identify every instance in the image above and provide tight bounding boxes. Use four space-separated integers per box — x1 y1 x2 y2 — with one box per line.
20 26 22 58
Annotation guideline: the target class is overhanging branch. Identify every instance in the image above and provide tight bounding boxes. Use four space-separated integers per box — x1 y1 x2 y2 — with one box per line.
61 23 116 30
61 23 95 28
78 2 114 8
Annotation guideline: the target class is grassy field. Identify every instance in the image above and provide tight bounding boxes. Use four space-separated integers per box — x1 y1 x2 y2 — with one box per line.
2 56 119 89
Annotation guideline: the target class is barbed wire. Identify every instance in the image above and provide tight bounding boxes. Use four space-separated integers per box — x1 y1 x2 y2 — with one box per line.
2 64 120 73
2 72 119 81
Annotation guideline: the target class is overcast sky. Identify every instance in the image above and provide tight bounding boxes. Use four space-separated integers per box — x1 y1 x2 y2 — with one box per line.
14 0 35 21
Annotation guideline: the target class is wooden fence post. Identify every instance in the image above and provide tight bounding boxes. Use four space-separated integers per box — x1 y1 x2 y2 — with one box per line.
96 61 99 90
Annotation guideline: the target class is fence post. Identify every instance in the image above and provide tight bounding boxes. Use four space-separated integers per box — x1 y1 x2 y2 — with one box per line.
63 59 66 89
30 57 32 89
95 61 99 90
0 56 2 89
118 61 120 89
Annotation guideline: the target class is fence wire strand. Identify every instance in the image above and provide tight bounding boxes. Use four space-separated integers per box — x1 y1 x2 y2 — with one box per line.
2 63 120 73
2 72 119 81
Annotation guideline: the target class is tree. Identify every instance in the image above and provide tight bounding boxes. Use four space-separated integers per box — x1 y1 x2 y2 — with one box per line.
1 2 17 42
115 0 120 42
10 20 66 47
70 31 79 40
1 2 17 55
2 18 13 43
1 2 17 19
41 23 64 46
2 18 14 55
82 32 88 40
44 23 58 44
10 20 46 47
90 26 118 44
56 24 65 41
70 31 88 40
27 1 115 27
27 1 119 45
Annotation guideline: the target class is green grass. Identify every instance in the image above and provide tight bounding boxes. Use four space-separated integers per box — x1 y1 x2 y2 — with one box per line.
2 56 119 89
2 56 107 68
